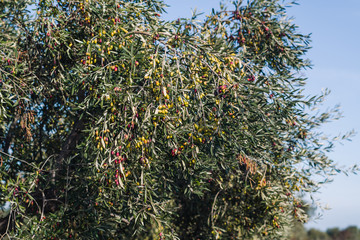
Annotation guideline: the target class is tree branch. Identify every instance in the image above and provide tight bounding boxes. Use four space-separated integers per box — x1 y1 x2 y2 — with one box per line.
2 114 20 154
56 116 85 166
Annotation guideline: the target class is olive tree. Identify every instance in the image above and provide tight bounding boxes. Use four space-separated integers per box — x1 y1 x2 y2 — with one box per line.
0 0 355 239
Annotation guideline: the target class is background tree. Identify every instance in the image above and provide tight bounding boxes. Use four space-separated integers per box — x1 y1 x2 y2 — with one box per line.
307 229 330 240
326 228 341 240
289 225 360 240
0 0 356 239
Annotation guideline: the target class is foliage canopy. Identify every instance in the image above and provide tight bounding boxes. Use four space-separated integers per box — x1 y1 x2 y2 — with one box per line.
0 0 355 239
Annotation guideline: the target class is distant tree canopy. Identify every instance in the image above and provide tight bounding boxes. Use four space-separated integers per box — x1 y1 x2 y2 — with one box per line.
291 225 360 240
0 0 356 239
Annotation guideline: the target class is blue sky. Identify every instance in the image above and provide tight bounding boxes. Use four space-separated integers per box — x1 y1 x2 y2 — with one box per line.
163 0 360 231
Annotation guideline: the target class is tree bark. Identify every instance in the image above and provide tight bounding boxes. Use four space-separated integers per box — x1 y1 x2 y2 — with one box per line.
2 114 20 154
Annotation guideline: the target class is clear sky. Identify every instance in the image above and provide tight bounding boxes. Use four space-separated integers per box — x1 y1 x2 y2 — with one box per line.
163 0 360 231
